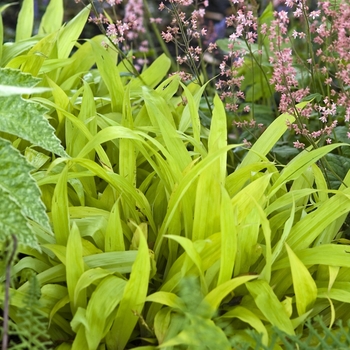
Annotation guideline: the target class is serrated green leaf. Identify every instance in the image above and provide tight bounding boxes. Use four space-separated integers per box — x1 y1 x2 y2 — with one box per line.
0 68 67 157
0 138 50 233
0 185 38 250
1 67 39 87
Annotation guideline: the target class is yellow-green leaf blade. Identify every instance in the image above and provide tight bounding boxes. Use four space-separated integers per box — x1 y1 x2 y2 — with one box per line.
285 243 317 316
246 279 294 335
203 275 258 311
38 0 64 34
84 276 126 350
66 222 86 315
106 229 150 350
15 0 34 42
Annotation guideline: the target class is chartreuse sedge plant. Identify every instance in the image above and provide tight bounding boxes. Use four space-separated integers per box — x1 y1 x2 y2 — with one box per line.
2 1 350 349
4 67 350 348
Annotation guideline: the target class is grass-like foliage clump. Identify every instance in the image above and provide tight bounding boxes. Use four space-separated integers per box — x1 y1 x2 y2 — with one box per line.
1 0 350 349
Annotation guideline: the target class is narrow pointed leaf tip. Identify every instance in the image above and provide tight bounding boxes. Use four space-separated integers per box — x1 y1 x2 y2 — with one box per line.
0 68 67 157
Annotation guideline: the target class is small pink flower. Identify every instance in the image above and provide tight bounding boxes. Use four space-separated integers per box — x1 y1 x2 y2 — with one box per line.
161 31 173 42
243 139 252 148
293 140 305 149
293 8 303 17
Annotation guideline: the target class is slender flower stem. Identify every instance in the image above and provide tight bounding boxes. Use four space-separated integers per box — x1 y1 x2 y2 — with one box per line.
87 0 142 79
142 0 178 71
169 3 213 114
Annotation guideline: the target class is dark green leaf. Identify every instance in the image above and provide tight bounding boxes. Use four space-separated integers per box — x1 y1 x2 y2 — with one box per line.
324 153 350 189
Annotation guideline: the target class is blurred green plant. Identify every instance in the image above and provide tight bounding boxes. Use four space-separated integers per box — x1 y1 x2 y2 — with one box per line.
0 273 53 350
